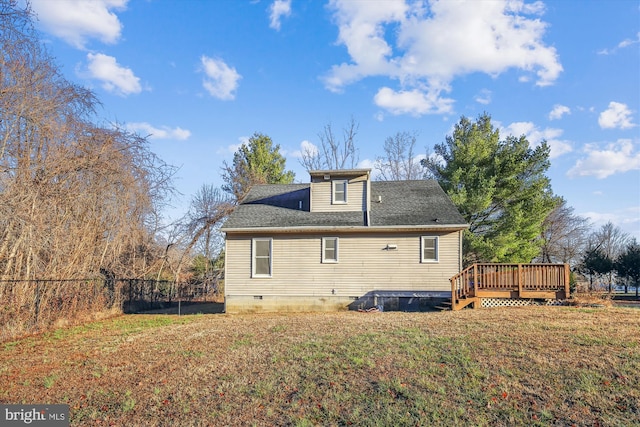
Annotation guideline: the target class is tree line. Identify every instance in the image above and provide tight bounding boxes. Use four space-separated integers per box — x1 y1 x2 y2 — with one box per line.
1 0 637 340
1 1 176 337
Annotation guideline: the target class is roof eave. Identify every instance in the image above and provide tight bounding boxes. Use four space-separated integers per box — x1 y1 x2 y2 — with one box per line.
309 168 371 177
221 223 469 234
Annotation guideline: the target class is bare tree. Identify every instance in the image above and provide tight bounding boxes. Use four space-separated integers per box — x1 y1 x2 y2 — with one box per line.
188 184 229 261
0 0 177 336
591 222 630 260
536 198 591 266
374 131 425 180
300 117 359 171
174 186 234 283
589 222 630 291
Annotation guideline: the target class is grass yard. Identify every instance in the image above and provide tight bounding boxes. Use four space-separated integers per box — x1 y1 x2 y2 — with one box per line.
1 306 639 426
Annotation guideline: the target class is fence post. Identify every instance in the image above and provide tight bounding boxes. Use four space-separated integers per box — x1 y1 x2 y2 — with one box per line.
33 280 41 325
128 279 133 312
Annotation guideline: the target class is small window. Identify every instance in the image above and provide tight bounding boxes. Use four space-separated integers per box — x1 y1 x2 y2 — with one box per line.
332 180 347 204
322 237 339 263
252 238 272 277
421 236 438 263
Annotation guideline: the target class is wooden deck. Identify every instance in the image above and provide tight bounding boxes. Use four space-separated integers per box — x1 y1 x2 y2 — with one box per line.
449 263 570 311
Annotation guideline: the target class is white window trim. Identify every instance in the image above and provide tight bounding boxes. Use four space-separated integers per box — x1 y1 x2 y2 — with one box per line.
252 238 273 278
332 180 348 204
421 236 439 263
322 237 339 263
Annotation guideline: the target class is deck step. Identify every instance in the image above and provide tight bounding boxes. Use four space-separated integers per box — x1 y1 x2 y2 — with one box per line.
435 300 453 311
452 296 480 311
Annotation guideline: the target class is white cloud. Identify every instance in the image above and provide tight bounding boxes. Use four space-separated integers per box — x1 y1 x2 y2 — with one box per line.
289 141 320 163
31 0 127 49
618 32 640 48
598 32 640 55
357 158 375 169
299 140 319 157
598 102 636 129
216 143 242 156
323 0 407 92
324 0 562 116
374 87 454 116
217 136 247 155
581 208 640 240
502 121 572 159
200 56 242 100
85 53 141 96
567 139 640 179
269 0 292 31
549 104 571 120
474 89 492 105
357 158 376 170
126 122 191 140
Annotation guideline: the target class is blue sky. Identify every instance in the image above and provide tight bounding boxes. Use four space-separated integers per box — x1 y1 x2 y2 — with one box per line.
29 0 639 239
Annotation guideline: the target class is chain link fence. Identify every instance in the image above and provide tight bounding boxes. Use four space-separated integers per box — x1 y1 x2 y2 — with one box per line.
0 277 221 342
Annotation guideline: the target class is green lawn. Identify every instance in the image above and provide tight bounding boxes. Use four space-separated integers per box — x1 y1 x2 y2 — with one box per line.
1 306 639 426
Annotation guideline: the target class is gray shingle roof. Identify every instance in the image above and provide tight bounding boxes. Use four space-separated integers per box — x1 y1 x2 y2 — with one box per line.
222 180 467 230
370 180 466 227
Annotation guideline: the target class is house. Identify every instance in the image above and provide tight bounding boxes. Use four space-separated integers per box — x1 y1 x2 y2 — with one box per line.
221 169 469 313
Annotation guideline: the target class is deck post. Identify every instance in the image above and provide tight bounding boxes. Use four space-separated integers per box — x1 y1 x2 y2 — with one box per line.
450 277 455 310
564 263 570 298
517 264 523 296
473 265 478 296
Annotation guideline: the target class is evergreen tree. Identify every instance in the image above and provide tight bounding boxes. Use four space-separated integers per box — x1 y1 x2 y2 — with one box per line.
580 246 614 292
616 239 640 296
423 113 556 264
589 222 630 291
222 132 295 202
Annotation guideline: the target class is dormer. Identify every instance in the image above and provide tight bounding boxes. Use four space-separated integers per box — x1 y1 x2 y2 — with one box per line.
309 169 371 213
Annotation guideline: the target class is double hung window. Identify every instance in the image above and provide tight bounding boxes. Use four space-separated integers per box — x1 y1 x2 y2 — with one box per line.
322 237 339 263
421 236 438 263
252 238 272 277
332 180 347 204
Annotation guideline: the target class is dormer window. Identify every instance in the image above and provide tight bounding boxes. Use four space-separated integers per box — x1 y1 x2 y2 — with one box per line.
332 180 347 204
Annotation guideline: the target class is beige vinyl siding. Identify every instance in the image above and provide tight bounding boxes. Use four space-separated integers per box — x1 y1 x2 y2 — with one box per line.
311 178 367 212
225 230 461 298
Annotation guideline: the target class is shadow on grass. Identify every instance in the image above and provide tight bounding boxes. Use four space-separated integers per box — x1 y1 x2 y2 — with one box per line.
135 301 224 315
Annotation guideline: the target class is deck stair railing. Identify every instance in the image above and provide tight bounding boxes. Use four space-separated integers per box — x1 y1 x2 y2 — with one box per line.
449 263 570 311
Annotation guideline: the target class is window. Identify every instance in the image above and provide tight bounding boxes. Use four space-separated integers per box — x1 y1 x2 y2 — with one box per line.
322 237 339 263
252 238 272 277
332 180 347 204
421 236 438 262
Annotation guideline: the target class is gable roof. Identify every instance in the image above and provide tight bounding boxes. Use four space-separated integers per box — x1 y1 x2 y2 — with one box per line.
221 179 468 232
